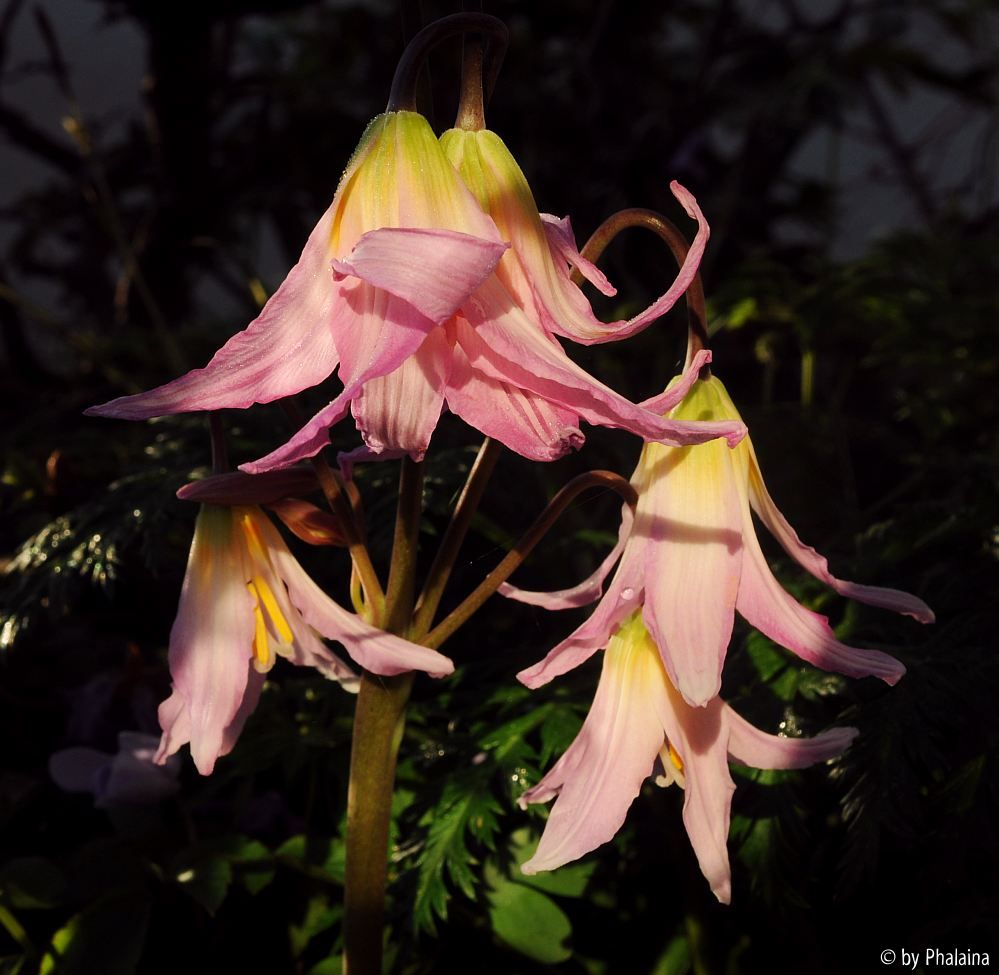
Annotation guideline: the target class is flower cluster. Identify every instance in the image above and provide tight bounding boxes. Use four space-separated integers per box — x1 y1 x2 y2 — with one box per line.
84 21 932 904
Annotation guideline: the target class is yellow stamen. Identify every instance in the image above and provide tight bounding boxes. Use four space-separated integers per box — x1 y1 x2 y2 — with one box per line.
668 742 684 773
252 573 294 645
247 582 273 671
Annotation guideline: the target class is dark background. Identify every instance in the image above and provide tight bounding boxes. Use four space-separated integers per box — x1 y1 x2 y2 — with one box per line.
1 1 997 973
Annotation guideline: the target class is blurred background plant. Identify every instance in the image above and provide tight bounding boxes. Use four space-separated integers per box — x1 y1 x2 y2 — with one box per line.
1 1 996 972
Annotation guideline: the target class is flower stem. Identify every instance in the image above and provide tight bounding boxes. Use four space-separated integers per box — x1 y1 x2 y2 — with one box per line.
579 207 710 375
412 438 502 639
343 455 424 975
423 470 638 650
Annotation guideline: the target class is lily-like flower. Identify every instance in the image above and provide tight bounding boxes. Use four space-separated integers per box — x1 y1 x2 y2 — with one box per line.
510 374 934 706
519 612 858 903
439 126 707 346
158 503 453 774
87 112 743 467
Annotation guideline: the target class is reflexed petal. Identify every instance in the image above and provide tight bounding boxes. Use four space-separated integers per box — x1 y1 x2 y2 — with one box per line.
500 504 633 609
446 340 584 461
163 506 257 775
640 440 743 706
86 206 341 419
726 710 858 769
637 350 713 415
331 227 507 324
540 214 616 296
352 327 451 458
267 498 344 546
745 446 934 623
520 623 668 874
178 468 321 505
241 395 353 473
737 518 906 684
266 529 453 678
517 544 645 688
457 281 745 449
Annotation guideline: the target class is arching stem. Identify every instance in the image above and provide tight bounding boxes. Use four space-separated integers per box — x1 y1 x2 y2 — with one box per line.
424 471 638 650
579 208 711 375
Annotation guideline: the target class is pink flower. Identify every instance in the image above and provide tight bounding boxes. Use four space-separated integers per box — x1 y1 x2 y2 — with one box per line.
510 374 934 706
87 112 744 468
519 612 858 903
158 504 453 774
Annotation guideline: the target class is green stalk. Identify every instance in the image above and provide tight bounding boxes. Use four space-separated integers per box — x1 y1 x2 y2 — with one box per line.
343 457 423 975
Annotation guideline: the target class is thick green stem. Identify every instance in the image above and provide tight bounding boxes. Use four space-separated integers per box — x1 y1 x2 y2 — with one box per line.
412 438 501 639
424 471 638 650
343 671 414 975
579 207 710 375
343 456 424 975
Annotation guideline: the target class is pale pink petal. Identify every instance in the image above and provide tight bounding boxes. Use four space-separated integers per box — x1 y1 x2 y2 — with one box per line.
726 709 858 769
527 181 709 346
267 536 453 678
540 213 616 296
445 340 584 461
241 395 353 473
516 544 645 689
165 506 257 775
658 691 735 904
746 449 934 623
87 206 341 419
267 498 344 546
737 519 906 685
216 666 267 761
637 350 713 414
331 227 508 324
457 283 745 449
351 327 451 458
500 504 633 609
640 441 744 706
520 636 668 874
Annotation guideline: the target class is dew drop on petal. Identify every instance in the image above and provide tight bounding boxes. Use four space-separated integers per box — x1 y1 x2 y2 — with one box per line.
621 587 635 600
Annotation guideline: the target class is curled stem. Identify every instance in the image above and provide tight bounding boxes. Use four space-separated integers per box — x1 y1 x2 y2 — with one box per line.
387 13 508 113
579 207 710 374
423 470 638 650
412 438 502 638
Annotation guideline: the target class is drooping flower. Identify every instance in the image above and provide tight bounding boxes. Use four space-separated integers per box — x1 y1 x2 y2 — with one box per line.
519 612 858 903
510 374 934 706
158 503 453 774
439 126 707 346
87 112 744 468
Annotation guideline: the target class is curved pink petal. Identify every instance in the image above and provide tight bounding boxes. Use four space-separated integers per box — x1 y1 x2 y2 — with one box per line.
520 632 668 875
528 181 709 346
540 213 616 296
516 544 645 689
641 441 744 706
737 518 906 685
161 506 257 775
331 227 508 324
351 327 451 458
267 538 453 678
457 281 746 449
177 468 321 505
638 350 712 414
87 206 341 419
445 340 584 461
241 393 353 473
726 709 858 769
500 504 634 609
746 449 934 623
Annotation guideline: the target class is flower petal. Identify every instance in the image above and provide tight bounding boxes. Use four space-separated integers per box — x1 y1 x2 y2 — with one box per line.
458 280 745 449
520 625 668 875
638 349 713 415
331 227 508 324
265 529 453 678
745 446 934 623
540 213 616 296
445 339 584 461
87 206 341 419
726 709 858 769
516 543 644 689
178 468 321 505
737 513 906 685
500 503 633 609
640 440 744 706
351 327 451 458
